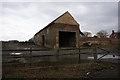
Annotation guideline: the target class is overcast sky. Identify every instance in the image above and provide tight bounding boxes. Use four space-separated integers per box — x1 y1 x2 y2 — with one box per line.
0 2 118 41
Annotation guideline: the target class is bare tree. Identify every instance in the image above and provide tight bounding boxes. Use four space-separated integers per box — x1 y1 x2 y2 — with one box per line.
96 30 108 38
83 31 92 37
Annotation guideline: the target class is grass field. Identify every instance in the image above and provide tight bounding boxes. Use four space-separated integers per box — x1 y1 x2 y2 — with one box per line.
2 60 117 78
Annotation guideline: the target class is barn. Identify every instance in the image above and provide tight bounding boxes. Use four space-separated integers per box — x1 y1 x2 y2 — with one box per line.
34 11 83 48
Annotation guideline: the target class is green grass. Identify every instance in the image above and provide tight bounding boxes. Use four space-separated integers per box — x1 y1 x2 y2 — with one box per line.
3 73 27 78
98 42 119 53
2 61 115 78
80 41 119 54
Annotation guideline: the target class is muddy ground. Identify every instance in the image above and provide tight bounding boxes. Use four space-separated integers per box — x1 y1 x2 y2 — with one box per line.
1 42 120 79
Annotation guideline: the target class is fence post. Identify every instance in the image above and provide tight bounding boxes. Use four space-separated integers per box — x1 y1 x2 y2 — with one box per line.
30 48 32 68
56 48 59 62
79 46 81 63
93 45 97 62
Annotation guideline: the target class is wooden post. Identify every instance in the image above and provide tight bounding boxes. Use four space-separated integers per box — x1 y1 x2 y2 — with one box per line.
57 48 59 56
30 48 32 68
79 47 81 63
93 45 97 62
56 48 59 62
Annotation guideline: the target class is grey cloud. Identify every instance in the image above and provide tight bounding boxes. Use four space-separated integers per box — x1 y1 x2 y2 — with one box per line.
0 2 118 40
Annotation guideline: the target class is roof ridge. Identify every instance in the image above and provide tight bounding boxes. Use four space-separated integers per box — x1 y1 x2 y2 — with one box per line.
35 11 70 36
34 11 77 36
46 11 69 26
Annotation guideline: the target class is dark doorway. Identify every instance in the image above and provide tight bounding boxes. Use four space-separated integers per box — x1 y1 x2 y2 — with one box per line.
59 31 76 47
42 35 45 47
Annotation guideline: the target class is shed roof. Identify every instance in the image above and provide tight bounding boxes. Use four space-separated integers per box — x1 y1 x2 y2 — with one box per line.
35 11 82 36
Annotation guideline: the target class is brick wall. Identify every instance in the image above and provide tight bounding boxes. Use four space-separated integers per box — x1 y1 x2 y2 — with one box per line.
79 37 118 45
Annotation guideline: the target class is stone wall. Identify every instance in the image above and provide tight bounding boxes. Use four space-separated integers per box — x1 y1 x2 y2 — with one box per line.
34 23 80 48
79 37 118 45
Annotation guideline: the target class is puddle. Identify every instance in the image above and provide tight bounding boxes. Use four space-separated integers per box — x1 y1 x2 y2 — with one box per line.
10 52 22 55
24 48 30 49
88 54 120 59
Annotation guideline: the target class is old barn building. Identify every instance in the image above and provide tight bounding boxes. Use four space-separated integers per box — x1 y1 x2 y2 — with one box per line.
34 11 83 48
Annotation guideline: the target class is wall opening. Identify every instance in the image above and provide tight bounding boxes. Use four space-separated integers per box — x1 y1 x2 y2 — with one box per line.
59 31 76 47
42 35 45 47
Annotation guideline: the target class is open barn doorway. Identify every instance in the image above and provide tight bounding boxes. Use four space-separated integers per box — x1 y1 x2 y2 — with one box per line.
59 31 76 47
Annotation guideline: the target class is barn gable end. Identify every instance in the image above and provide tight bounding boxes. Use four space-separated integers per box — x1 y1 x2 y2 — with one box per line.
34 11 82 48
54 11 79 25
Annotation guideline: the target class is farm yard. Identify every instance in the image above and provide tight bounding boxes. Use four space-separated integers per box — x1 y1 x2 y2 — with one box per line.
1 2 120 79
1 42 120 79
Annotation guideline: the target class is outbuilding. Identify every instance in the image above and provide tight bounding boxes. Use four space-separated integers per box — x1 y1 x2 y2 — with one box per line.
34 11 83 48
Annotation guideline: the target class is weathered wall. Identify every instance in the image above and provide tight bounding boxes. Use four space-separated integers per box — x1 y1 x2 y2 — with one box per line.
34 26 54 48
53 23 79 48
79 37 118 45
34 23 80 48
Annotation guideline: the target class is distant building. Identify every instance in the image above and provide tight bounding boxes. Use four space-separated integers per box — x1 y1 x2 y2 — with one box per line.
110 30 120 39
34 11 83 48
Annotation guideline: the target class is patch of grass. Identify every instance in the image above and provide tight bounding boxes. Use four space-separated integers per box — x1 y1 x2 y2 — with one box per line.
3 61 26 67
96 41 119 53
3 73 28 78
44 71 64 78
2 61 116 78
